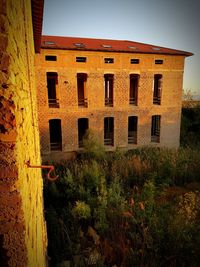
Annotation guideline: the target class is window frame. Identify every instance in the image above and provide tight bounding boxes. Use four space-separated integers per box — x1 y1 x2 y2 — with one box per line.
104 74 114 107
153 74 162 105
49 119 62 151
129 74 139 105
78 118 89 148
104 58 114 64
76 57 87 63
155 59 163 64
128 116 138 144
45 55 57 61
77 73 88 107
151 115 161 143
104 117 114 146
46 72 59 108
130 58 140 64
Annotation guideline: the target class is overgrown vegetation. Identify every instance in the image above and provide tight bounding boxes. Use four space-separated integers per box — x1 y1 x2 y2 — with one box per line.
180 106 200 147
44 107 200 266
44 130 200 266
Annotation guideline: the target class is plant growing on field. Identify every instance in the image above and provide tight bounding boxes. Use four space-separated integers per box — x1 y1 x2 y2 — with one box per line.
44 145 200 266
82 129 106 160
72 201 91 220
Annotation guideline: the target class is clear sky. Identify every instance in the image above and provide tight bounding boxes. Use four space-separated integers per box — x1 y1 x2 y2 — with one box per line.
42 0 200 95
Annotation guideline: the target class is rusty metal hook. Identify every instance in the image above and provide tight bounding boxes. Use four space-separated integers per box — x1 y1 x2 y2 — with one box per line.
46 165 59 181
26 160 59 181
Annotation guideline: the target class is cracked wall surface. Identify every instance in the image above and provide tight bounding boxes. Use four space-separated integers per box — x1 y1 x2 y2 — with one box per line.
0 0 47 266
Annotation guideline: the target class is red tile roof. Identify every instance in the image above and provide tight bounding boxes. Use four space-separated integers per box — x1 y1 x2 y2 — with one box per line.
41 35 193 57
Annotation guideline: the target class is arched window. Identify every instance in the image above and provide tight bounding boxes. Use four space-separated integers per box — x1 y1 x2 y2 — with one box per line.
153 74 162 105
130 74 139 105
77 73 88 107
47 72 59 108
104 74 114 107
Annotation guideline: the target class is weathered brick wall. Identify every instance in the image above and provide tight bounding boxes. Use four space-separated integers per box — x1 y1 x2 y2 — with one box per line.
0 1 47 266
36 49 185 161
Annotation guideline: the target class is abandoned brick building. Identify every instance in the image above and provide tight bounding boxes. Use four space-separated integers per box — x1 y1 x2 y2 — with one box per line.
35 36 192 161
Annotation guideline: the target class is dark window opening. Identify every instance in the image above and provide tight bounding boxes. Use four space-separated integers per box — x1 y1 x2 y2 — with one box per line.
76 57 87 62
45 55 57 61
104 117 114 146
47 72 59 108
77 73 88 107
128 116 138 144
153 74 162 105
104 58 114 64
104 74 113 107
155 59 163 64
78 118 89 148
130 58 139 64
49 119 62 151
130 74 139 105
151 115 161 143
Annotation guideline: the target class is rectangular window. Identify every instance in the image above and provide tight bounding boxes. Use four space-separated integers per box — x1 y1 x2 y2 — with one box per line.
78 118 89 148
128 116 138 144
130 74 139 105
49 119 62 151
104 58 114 64
47 72 59 108
104 117 114 146
153 74 162 105
104 74 113 107
155 59 163 64
77 73 88 107
130 58 139 64
76 57 87 62
45 55 57 61
151 115 161 143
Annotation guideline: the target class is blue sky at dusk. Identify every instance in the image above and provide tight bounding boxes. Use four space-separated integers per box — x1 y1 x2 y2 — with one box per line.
42 0 200 95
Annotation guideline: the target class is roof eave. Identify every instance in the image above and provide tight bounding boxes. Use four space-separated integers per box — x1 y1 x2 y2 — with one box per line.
41 46 193 57
31 0 44 53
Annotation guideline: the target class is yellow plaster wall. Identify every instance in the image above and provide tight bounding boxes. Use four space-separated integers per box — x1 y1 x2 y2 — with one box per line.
35 48 185 161
0 0 47 266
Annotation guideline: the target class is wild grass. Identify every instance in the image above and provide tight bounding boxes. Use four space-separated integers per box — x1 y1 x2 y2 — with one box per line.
44 144 200 266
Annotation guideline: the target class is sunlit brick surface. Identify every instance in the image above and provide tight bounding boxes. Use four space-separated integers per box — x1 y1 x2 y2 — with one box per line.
0 1 47 266
36 48 186 161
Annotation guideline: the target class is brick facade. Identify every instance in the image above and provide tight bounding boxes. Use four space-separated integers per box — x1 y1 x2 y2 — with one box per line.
0 1 47 266
36 41 189 162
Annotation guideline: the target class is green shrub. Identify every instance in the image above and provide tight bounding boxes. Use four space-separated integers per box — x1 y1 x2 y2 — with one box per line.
81 130 106 160
72 201 91 220
44 146 200 266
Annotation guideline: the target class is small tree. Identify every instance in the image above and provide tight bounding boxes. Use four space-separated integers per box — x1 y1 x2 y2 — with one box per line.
82 129 106 159
182 88 194 108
